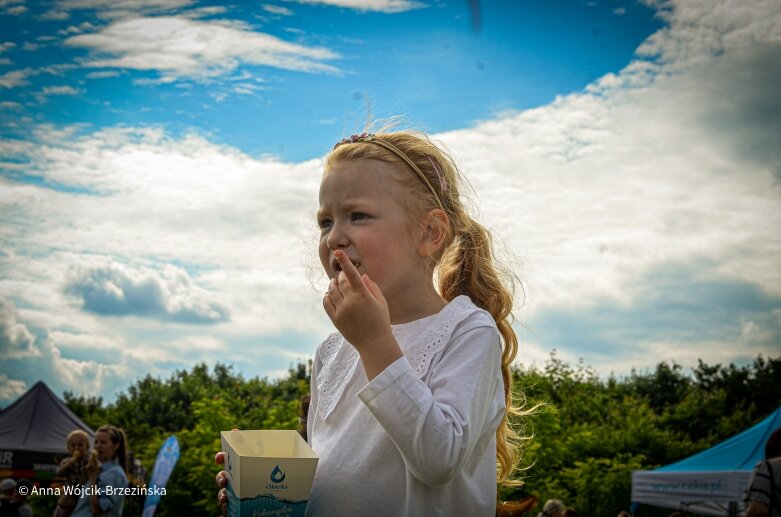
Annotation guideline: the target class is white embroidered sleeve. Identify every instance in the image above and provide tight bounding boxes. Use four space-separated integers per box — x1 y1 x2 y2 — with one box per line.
357 319 504 487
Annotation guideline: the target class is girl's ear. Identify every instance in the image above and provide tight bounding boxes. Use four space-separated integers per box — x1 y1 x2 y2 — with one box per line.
418 209 449 257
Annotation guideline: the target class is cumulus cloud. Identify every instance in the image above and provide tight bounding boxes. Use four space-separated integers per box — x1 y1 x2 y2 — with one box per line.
0 298 40 359
262 4 293 16
0 0 27 16
427 0 781 372
522 264 781 372
54 0 195 19
0 324 157 407
40 85 83 96
0 288 249 406
64 261 230 324
0 373 27 401
0 68 32 88
0 374 26 401
0 127 327 338
1 0 780 398
438 0 781 307
292 0 425 13
637 0 781 68
64 16 341 81
85 70 120 78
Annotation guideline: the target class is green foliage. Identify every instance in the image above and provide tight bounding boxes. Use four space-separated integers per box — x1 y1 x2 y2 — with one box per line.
64 362 310 517
61 354 780 516
512 352 781 516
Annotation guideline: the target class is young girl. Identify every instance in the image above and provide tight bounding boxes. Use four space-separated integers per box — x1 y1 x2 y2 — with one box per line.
217 130 523 515
55 430 91 517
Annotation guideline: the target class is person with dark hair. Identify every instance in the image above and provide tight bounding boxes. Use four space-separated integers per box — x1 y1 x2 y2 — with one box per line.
71 425 129 517
744 427 781 517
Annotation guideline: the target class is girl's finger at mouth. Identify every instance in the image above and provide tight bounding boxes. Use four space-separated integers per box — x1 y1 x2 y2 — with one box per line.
335 250 354 268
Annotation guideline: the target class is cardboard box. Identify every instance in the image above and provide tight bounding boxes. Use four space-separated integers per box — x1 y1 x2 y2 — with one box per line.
221 430 318 517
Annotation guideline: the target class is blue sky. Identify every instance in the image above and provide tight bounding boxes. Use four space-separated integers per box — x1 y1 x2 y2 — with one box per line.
1 0 661 161
1 0 780 406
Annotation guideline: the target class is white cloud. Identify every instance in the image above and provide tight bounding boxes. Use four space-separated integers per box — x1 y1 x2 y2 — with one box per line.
262 4 293 16
292 0 425 13
435 0 781 316
427 0 781 374
64 259 230 324
40 85 83 95
85 70 120 78
0 68 32 88
65 16 341 81
55 0 195 19
4 5 27 16
1 0 780 397
0 64 78 89
0 298 40 359
178 6 227 19
0 127 329 339
40 9 70 20
0 374 26 401
637 0 781 69
58 22 100 35
0 290 238 406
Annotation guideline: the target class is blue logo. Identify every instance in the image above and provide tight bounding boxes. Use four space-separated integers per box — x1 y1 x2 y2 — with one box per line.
270 465 286 483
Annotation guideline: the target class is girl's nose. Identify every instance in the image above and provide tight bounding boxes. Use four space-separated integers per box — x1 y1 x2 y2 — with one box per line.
326 221 349 249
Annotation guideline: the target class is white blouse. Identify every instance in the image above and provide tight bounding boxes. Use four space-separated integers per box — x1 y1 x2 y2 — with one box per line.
306 295 505 517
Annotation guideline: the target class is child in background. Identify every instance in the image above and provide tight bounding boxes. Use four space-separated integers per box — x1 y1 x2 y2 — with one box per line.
217 130 526 516
55 430 91 517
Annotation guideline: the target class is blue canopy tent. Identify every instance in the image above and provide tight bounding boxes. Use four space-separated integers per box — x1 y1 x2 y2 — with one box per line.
632 406 781 516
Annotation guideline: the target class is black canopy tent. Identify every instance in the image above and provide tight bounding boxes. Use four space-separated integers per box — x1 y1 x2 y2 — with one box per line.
0 381 94 484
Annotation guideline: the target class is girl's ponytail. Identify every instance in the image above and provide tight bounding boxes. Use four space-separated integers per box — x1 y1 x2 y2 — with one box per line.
438 218 524 486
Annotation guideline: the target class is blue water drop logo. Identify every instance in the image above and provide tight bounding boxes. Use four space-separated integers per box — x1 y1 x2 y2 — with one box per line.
270 465 286 483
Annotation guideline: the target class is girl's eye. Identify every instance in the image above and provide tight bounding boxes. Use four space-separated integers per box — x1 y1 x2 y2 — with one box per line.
351 212 368 221
318 218 332 230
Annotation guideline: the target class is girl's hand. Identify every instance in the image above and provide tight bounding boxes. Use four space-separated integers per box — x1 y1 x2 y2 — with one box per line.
215 451 228 516
324 250 402 379
324 250 391 346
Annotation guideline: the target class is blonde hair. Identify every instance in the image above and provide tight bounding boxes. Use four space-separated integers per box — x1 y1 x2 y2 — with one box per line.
327 131 526 485
66 429 89 445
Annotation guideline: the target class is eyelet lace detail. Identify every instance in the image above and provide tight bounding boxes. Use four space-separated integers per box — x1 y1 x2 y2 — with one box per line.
316 296 481 421
316 332 358 422
405 296 476 378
